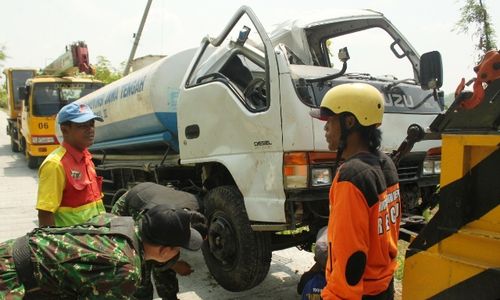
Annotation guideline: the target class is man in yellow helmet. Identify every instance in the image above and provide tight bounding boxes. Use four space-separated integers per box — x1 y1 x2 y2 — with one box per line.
310 83 401 300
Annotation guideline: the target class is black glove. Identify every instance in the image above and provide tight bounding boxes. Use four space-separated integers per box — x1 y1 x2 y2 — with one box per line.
189 211 208 239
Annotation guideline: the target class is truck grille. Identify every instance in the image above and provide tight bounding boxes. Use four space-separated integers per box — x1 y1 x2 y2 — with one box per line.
397 164 419 181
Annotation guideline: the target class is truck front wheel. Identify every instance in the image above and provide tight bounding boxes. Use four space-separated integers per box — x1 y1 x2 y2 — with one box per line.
27 153 39 169
25 146 39 169
202 185 271 291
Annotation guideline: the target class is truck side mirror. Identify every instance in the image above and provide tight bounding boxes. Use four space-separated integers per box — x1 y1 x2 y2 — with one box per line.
420 51 443 90
18 87 29 111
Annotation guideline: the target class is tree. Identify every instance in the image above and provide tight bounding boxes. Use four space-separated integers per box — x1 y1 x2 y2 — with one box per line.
455 0 497 61
93 56 123 84
0 45 7 108
0 45 6 63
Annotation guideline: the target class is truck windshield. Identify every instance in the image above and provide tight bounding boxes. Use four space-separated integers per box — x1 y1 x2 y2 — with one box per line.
326 27 413 81
12 70 35 110
295 25 442 113
32 82 104 116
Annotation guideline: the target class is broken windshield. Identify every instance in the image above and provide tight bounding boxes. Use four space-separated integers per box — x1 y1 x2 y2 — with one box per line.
325 27 414 82
32 82 103 116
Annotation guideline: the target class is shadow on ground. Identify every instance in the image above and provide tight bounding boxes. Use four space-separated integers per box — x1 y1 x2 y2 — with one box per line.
176 248 314 300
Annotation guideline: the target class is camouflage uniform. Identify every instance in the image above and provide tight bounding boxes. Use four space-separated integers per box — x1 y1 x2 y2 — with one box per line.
111 183 199 300
0 214 141 299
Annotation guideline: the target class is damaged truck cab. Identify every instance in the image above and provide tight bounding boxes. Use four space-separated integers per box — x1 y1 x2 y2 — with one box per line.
82 7 442 291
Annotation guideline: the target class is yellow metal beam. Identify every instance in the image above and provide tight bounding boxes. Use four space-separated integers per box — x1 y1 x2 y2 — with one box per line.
440 134 500 187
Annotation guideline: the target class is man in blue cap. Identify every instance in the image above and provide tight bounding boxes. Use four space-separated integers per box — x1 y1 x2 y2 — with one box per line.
36 103 106 227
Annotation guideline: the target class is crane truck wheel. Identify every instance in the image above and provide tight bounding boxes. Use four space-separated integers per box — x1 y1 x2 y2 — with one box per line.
26 153 38 170
22 139 38 169
10 137 20 153
202 185 271 291
111 188 129 207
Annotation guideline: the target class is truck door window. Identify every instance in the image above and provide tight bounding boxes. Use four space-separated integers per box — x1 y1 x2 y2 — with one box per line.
186 13 270 113
220 54 267 111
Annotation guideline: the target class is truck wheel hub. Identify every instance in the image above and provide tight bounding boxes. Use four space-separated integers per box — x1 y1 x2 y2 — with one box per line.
208 212 237 265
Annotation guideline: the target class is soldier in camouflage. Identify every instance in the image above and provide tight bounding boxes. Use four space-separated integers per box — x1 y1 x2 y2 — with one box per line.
0 204 203 299
111 182 207 300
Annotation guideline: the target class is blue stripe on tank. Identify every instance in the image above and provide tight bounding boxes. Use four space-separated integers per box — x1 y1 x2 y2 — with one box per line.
155 112 178 134
90 131 177 152
92 112 179 152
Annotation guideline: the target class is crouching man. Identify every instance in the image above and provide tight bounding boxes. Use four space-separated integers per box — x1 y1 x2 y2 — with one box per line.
0 204 203 299
111 182 207 300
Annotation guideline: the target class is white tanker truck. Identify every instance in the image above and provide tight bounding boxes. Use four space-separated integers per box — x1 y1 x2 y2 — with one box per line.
75 6 443 291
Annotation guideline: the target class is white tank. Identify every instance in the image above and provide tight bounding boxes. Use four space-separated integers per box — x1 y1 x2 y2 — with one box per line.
76 48 197 153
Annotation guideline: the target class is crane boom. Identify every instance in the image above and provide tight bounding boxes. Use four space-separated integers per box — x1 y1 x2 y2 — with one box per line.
43 41 93 76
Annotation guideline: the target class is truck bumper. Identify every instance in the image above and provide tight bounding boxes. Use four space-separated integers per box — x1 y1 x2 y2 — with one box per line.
286 188 329 202
26 143 59 157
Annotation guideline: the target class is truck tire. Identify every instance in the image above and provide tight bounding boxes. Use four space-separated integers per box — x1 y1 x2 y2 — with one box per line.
10 137 20 153
111 188 129 208
202 185 271 291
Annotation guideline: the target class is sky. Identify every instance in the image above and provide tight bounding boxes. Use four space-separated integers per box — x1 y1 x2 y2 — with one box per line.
1 0 499 93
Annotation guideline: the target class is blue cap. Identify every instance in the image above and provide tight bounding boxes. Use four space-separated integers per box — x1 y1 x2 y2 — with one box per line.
57 103 103 124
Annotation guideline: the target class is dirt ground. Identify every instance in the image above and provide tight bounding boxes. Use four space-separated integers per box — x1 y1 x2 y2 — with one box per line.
173 240 410 299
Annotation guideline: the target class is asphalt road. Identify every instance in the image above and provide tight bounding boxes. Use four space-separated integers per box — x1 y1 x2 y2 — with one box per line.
0 109 314 299
0 110 39 242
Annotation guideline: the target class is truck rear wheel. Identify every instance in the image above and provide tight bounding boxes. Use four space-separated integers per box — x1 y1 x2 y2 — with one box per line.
202 185 271 291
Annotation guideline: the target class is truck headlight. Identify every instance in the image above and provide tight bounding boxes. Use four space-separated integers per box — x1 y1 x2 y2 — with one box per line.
311 168 332 186
422 159 441 175
32 136 55 144
284 152 338 189
433 160 441 174
423 147 441 176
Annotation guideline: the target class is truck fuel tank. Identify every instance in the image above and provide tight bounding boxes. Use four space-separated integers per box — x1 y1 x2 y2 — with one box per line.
77 48 198 153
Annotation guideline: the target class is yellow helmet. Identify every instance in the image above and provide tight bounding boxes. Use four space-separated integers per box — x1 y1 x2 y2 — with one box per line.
311 83 384 127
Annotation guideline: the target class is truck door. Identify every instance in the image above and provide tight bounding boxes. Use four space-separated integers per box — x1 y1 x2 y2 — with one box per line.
177 7 285 223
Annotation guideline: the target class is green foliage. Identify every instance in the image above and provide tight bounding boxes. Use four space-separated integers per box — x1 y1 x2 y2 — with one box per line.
0 45 7 109
395 240 409 281
0 88 7 109
93 56 123 84
0 44 6 63
276 225 310 235
455 0 497 62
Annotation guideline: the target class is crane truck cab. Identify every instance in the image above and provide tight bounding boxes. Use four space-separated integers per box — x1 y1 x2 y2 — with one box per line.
3 68 36 151
5 42 104 169
80 6 442 291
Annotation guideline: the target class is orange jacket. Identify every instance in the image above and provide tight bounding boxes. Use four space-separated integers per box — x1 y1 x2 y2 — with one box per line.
322 151 400 300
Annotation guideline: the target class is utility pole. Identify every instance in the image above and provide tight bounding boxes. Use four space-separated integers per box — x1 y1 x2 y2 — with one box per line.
123 0 153 76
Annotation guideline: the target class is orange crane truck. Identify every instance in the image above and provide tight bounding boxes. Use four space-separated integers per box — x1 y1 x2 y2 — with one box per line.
4 42 104 168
